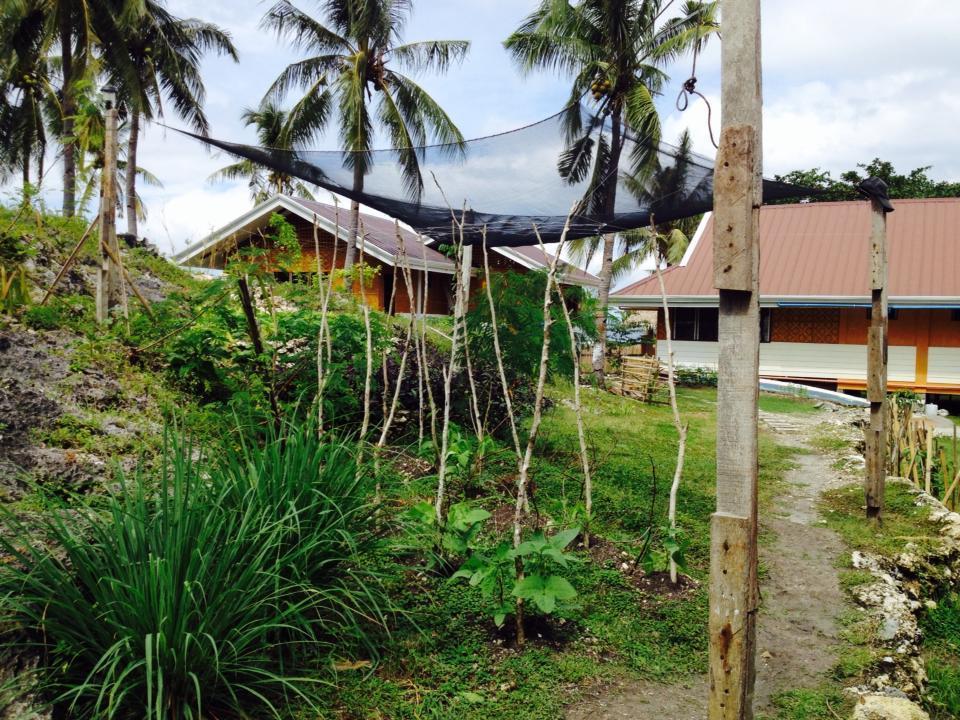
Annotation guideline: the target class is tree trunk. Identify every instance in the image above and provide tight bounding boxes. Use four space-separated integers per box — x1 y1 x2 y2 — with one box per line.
125 110 140 238
654 250 688 584
60 21 76 217
591 233 615 386
591 107 623 387
343 164 364 269
21 138 30 190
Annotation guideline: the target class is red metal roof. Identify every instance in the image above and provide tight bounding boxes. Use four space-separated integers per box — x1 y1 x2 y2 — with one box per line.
505 245 601 286
292 198 452 267
613 198 960 302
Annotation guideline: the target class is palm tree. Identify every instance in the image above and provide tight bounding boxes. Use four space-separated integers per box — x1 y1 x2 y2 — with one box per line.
113 1 237 238
505 0 717 385
617 128 701 274
209 103 317 203
30 0 135 217
0 2 56 190
261 0 469 268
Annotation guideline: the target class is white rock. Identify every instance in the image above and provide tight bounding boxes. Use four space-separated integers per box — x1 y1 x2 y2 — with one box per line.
851 694 930 720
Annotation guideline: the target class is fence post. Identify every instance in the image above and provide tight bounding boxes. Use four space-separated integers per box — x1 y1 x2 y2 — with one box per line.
708 0 762 717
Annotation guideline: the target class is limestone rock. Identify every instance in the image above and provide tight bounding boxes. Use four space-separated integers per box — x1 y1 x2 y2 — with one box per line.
851 694 929 720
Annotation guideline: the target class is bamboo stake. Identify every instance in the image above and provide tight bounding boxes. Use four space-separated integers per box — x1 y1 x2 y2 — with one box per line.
434 213 467 525
41 216 98 305
651 228 688 586
358 220 373 442
375 226 416 461
98 237 155 318
512 219 570 645
482 231 522 463
417 240 439 452
548 247 593 547
925 428 934 495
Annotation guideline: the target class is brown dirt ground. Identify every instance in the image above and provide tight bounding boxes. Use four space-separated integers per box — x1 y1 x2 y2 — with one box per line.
566 408 849 719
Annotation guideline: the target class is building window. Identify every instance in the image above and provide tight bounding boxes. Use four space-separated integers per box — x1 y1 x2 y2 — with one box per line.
760 308 772 343
671 308 718 341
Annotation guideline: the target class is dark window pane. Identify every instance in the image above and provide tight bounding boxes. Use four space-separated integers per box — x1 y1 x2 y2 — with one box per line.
673 308 697 341
760 308 772 343
697 308 719 341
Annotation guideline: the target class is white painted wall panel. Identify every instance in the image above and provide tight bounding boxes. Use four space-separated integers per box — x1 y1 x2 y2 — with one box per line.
928 347 960 384
661 341 916 382
659 341 719 369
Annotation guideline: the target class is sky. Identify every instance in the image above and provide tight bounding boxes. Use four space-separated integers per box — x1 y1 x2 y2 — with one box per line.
21 0 960 262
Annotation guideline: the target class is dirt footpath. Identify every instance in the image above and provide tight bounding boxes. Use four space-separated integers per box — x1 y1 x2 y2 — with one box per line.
567 408 852 719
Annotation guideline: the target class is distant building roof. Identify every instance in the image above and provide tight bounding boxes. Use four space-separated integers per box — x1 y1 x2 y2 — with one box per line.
495 244 601 288
613 198 960 306
172 194 455 273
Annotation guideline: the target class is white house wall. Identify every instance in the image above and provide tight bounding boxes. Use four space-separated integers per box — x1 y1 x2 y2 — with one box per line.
928 347 960 385
660 341 916 382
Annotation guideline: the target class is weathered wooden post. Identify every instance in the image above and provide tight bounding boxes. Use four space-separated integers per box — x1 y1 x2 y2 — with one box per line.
860 177 893 520
708 0 762 717
96 85 121 324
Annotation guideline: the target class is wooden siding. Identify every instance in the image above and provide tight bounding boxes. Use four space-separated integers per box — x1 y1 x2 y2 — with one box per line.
928 347 960 385
661 341 917 383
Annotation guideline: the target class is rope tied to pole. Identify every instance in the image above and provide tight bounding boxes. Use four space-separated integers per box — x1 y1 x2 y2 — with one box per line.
674 42 719 149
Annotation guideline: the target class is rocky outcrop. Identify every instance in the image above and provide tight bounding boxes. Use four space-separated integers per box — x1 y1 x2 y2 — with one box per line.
846 480 960 716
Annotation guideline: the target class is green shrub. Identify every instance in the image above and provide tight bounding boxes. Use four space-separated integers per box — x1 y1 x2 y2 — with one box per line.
0 422 388 718
674 366 718 387
22 303 61 330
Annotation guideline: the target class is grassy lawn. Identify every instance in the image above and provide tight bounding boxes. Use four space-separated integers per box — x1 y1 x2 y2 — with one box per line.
318 386 803 719
758 392 821 415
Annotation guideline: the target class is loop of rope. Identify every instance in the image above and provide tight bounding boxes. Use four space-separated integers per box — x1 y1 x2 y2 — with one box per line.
674 38 719 150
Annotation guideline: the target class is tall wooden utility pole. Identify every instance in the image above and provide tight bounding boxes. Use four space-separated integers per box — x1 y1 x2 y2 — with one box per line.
708 0 762 717
96 85 121 324
862 180 892 520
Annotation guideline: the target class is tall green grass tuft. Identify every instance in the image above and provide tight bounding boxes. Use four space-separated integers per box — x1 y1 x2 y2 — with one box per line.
0 422 389 719
923 592 960 718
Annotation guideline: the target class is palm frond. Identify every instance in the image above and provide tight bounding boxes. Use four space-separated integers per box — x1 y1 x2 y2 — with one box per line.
389 40 469 74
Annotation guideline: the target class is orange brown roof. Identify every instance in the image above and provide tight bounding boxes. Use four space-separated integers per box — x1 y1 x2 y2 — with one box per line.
613 198 960 304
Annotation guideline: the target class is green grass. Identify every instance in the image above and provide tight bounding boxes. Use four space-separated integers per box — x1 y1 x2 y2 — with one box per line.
311 386 802 718
758 393 820 414
921 593 960 719
760 687 852 720
1 422 389 719
820 482 939 557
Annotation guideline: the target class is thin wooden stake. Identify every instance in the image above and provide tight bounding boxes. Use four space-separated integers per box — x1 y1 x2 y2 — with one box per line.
513 219 569 645
41 216 97 305
651 226 688 586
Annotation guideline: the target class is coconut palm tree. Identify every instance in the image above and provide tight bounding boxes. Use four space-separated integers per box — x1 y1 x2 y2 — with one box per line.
27 0 135 217
0 2 57 190
505 0 718 385
261 0 469 268
209 103 317 203
112 1 237 238
617 128 701 274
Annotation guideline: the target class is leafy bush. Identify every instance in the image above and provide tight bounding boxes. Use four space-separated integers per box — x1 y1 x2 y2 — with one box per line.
674 366 717 387
466 270 596 382
22 303 61 330
453 526 580 627
0 422 388 718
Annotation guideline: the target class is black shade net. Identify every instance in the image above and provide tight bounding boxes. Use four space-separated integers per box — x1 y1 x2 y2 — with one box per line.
176 105 806 247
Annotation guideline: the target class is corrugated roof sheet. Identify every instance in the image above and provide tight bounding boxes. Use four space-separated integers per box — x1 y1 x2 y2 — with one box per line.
292 198 452 267
507 245 601 285
613 198 960 300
